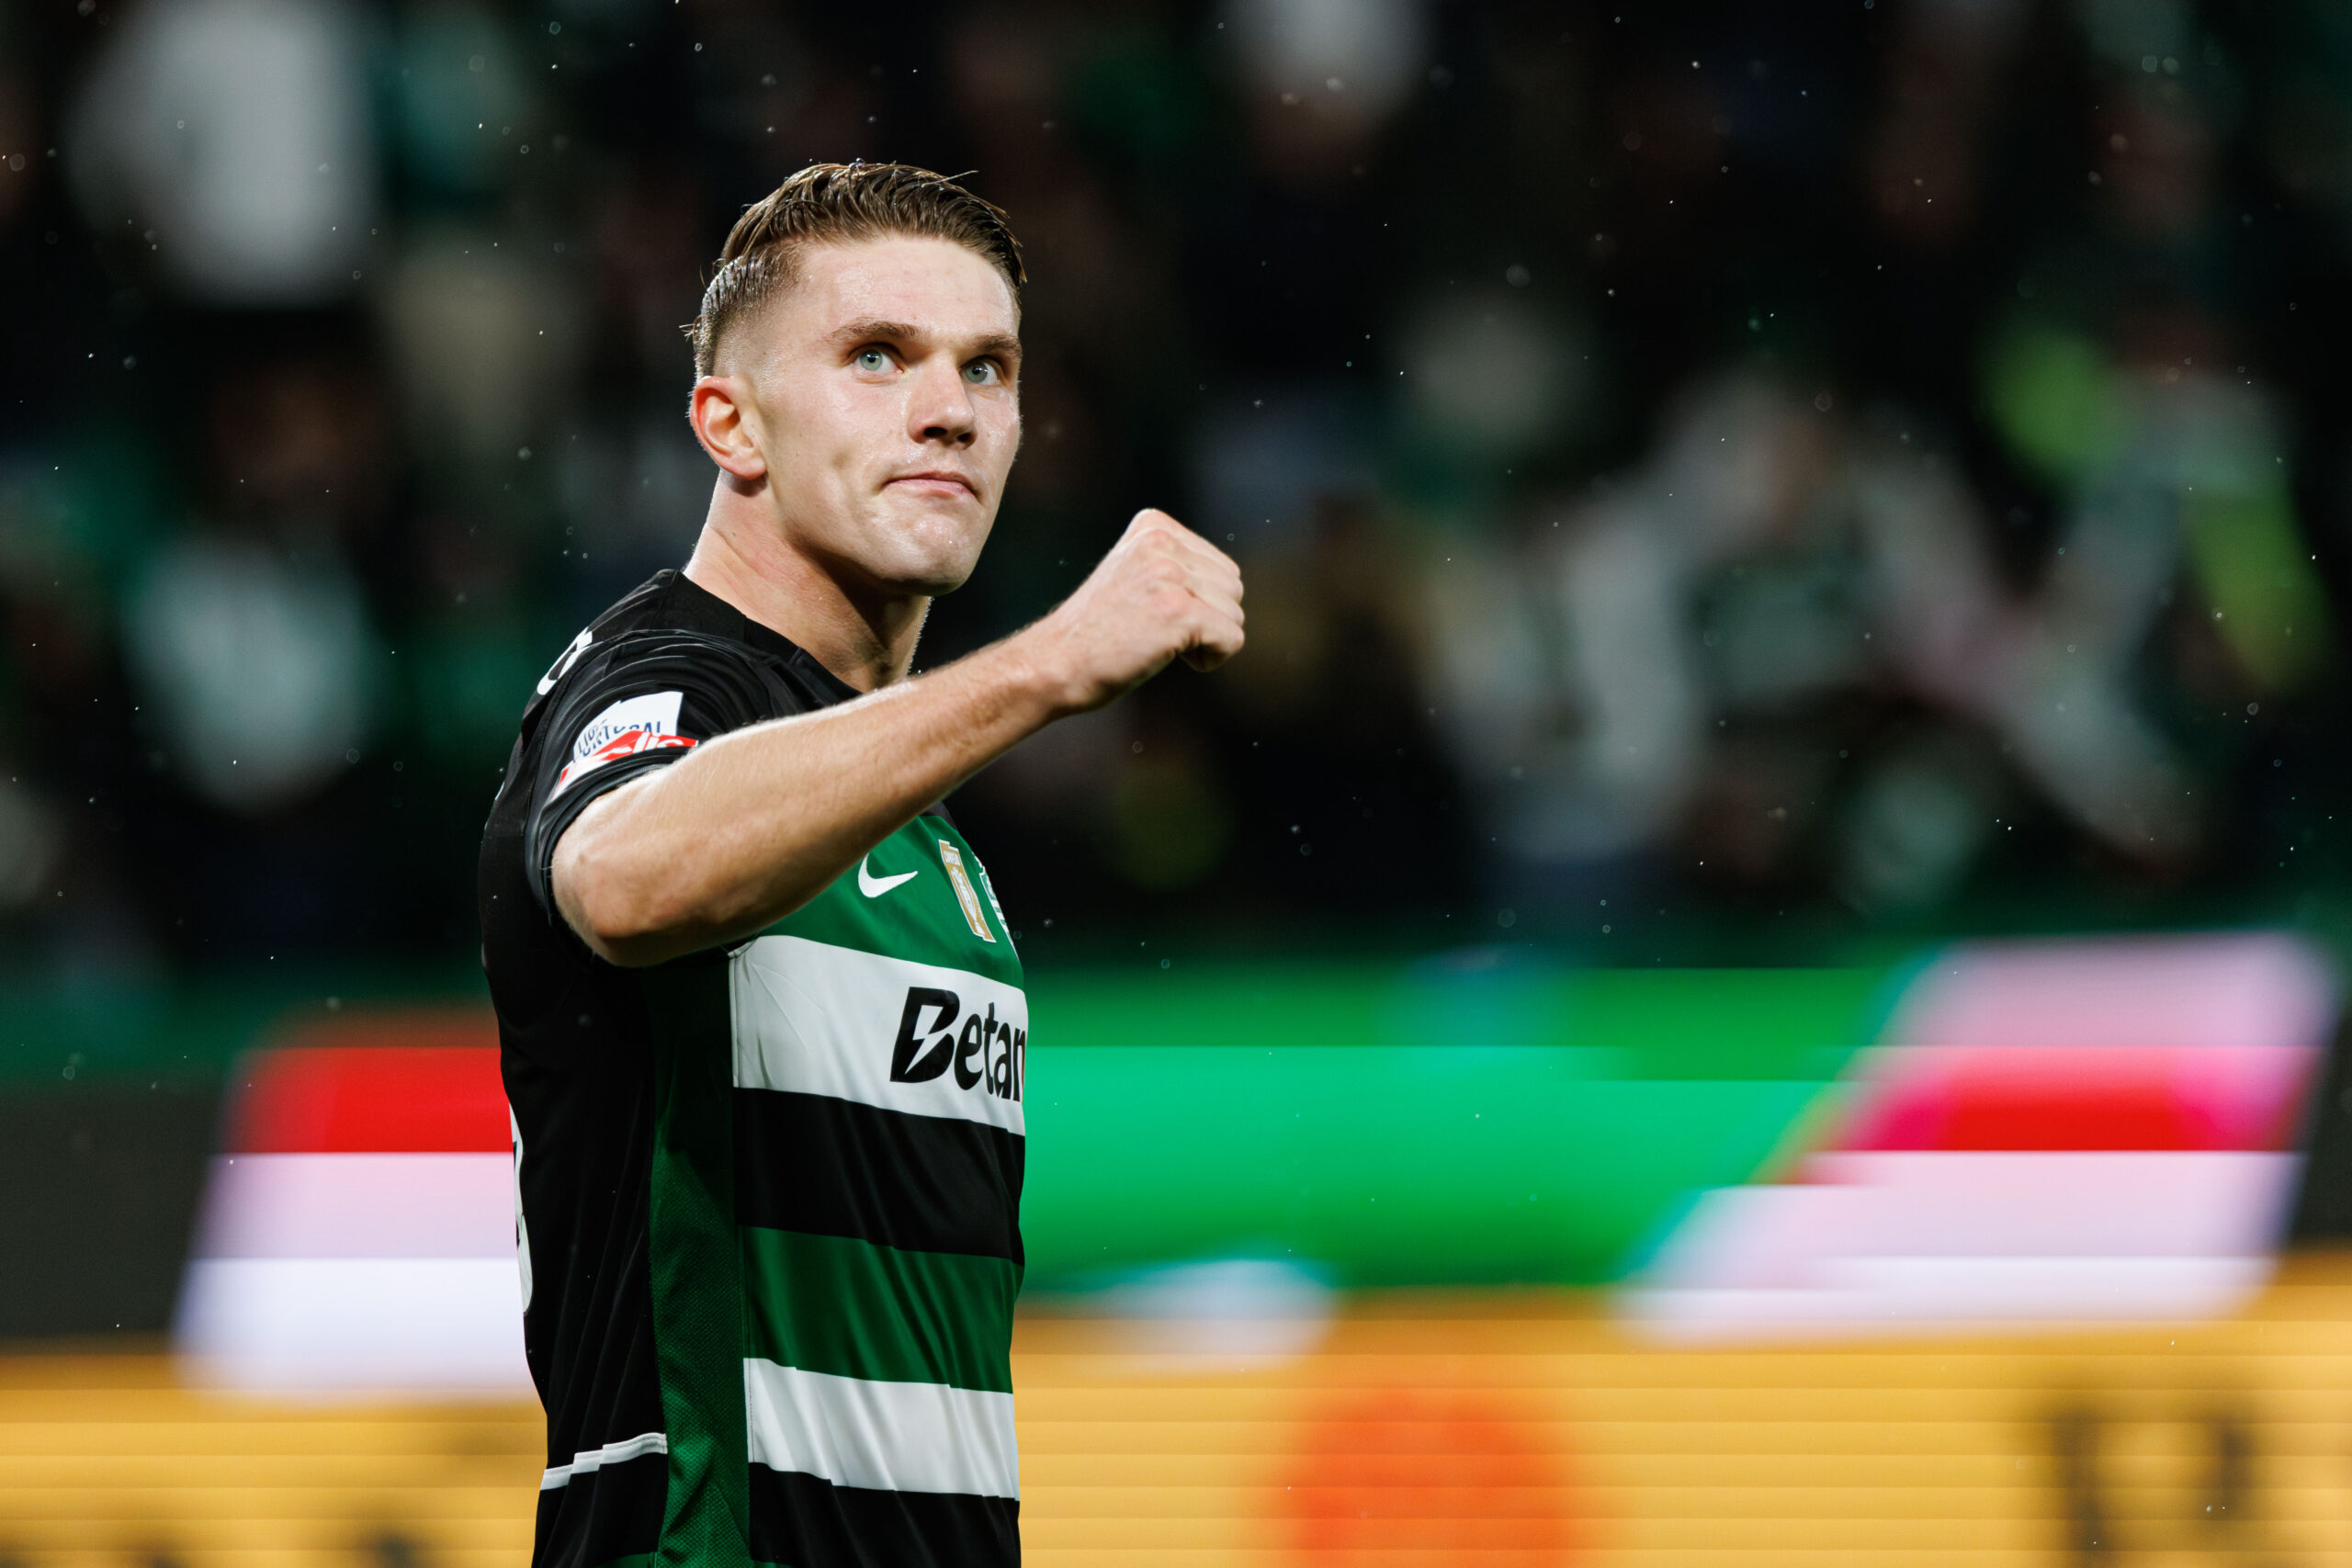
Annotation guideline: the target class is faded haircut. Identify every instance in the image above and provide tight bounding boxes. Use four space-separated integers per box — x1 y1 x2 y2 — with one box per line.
686 162 1025 378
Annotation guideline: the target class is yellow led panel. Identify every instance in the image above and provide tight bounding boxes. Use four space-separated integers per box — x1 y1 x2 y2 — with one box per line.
6 1259 2352 1564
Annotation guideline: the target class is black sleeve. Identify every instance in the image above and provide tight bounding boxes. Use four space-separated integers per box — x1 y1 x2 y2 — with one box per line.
522 630 801 916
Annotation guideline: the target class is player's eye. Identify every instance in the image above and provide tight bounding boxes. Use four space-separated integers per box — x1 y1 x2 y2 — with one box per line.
963 359 1002 387
854 347 893 373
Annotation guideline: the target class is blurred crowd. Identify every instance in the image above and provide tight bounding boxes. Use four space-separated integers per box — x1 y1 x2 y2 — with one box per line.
4 0 2352 976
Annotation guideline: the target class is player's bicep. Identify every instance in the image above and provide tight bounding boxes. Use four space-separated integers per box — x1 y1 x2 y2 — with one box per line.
548 773 663 961
525 693 694 892
520 628 796 958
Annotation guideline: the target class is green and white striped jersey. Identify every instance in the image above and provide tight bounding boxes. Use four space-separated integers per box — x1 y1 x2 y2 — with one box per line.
482 571 1026 1568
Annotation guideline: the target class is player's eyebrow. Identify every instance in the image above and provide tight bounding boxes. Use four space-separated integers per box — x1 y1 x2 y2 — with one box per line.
967 332 1023 368
834 318 923 347
834 318 1023 369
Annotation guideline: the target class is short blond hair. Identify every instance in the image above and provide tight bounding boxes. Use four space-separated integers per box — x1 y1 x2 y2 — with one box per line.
687 162 1025 378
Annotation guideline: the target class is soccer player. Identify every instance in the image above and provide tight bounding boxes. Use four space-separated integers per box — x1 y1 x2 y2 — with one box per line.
478 163 1245 1566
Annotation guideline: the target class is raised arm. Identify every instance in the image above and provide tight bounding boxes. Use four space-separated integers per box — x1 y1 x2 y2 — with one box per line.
551 511 1243 966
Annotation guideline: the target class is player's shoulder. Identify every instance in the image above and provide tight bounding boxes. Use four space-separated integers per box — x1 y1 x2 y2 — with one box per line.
527 572 786 722
494 570 805 840
520 570 858 760
526 571 702 714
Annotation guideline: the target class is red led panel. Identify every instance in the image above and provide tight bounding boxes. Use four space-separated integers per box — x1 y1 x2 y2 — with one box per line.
1835 1044 2315 1153
224 1014 507 1154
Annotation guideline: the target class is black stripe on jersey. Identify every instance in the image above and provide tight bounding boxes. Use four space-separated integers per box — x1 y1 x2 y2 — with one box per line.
732 1089 1024 1266
531 1449 665 1568
748 1464 1019 1568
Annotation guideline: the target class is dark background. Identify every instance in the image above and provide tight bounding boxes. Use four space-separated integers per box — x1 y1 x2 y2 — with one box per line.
6 0 2352 975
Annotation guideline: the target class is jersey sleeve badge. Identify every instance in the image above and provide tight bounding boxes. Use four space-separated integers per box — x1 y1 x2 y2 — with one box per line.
551 691 696 798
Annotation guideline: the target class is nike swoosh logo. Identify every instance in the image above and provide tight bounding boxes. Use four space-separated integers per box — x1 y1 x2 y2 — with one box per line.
857 855 919 897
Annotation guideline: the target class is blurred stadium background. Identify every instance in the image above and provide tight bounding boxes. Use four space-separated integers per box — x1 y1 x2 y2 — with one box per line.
11 0 2352 1562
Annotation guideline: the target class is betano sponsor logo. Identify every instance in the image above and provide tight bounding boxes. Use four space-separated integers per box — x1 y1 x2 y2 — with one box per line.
889 986 1024 1101
729 936 1023 1132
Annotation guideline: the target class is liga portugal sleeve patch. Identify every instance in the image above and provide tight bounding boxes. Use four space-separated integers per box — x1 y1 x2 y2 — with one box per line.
552 690 696 797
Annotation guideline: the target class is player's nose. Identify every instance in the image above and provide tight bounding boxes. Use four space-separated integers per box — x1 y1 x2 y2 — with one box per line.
908 356 978 446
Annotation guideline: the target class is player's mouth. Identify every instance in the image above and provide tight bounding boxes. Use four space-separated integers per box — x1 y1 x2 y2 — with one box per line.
884 470 980 502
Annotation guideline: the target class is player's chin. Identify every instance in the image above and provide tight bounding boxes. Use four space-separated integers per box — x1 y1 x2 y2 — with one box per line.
896 546 979 592
871 531 988 597
875 484 987 528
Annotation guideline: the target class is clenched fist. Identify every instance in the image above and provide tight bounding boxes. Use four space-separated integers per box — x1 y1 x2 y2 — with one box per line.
1021 509 1246 714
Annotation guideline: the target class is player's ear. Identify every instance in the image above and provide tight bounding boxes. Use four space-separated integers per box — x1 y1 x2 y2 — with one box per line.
688 376 768 482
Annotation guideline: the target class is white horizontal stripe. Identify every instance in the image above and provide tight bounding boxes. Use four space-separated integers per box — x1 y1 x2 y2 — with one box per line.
1624 1256 2274 1344
731 935 1025 1134
743 1358 1018 1499
1642 1152 2300 1292
193 1154 516 1259
1623 1149 2300 1345
542 1430 669 1491
175 1258 530 1396
1884 933 2335 1054
1804 1150 2301 1257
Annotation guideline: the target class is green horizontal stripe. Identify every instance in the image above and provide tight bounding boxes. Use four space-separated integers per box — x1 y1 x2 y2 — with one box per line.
741 1225 1018 1394
765 820 1024 987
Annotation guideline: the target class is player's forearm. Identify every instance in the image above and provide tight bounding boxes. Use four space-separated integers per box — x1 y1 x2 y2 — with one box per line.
555 634 1064 965
555 508 1243 965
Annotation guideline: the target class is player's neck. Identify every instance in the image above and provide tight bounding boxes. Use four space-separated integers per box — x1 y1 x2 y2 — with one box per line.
683 506 925 695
